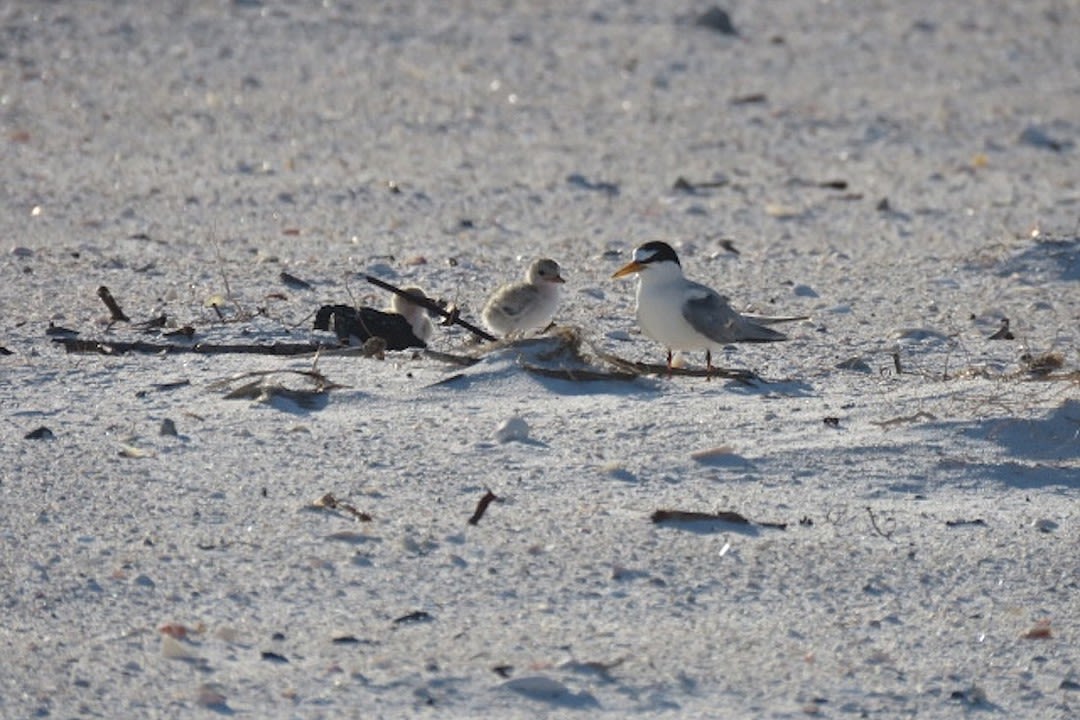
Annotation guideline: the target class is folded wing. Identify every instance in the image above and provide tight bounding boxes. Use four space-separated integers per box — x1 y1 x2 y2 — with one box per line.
682 286 787 344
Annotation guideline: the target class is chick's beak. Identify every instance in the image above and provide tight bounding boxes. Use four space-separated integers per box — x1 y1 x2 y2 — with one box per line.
612 260 644 279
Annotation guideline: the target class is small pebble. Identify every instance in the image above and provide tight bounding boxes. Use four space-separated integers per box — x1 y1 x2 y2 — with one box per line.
160 418 178 437
494 416 530 443
195 684 229 709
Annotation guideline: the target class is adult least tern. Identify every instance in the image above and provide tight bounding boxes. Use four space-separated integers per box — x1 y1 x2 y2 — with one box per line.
482 258 565 337
612 241 785 370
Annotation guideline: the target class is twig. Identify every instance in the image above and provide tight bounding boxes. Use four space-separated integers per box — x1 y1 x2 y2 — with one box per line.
54 337 339 356
312 493 372 522
468 489 498 525
97 286 130 322
870 411 938 428
865 506 895 541
364 274 498 343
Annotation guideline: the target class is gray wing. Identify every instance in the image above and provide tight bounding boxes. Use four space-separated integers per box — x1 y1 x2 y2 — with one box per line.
489 283 540 317
682 284 787 343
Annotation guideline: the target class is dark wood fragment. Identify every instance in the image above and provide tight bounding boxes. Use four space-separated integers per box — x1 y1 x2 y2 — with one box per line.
468 490 498 526
97 286 130 322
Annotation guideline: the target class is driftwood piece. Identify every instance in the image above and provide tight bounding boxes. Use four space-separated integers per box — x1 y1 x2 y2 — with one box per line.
468 490 498 525
652 509 787 530
54 337 337 356
97 286 130 322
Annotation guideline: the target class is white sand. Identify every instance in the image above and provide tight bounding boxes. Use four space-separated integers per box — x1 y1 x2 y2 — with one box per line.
2 1 1078 717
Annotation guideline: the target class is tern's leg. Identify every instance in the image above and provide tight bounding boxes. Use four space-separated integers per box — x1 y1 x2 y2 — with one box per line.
666 349 673 375
705 349 713 381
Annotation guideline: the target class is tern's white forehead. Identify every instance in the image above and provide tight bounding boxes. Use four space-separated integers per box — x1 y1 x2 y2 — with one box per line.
633 246 658 263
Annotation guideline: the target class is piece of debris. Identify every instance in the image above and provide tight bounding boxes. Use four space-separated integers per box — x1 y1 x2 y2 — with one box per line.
261 651 289 663
1021 351 1064 376
730 92 767 105
695 6 737 35
672 176 729 193
54 337 333 356
97 285 130 322
1019 126 1073 152
988 318 1014 340
566 173 620 196
119 444 155 459
158 623 190 640
651 509 786 530
945 518 987 528
159 418 178 437
870 411 938 428
468 490 499 526
311 493 372 522
392 610 433 625
1022 619 1053 640
279 271 313 291
331 635 371 645
823 417 840 428
151 380 190 392
25 426 54 440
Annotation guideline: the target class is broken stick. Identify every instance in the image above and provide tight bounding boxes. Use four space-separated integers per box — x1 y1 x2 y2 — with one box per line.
468 490 498 525
97 286 130 322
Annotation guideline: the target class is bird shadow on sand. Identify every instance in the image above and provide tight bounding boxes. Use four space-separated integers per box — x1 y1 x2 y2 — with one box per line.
992 234 1079 282
950 398 1080 489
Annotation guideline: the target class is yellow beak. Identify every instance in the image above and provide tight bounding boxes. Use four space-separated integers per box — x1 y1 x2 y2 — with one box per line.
612 260 644 279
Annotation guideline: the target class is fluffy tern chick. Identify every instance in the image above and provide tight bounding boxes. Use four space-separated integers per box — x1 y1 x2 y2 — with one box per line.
482 258 565 337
